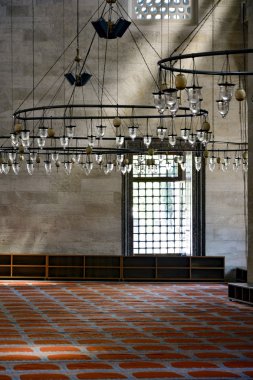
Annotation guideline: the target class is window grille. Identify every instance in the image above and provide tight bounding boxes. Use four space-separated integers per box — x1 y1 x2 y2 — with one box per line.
131 0 193 20
130 154 192 255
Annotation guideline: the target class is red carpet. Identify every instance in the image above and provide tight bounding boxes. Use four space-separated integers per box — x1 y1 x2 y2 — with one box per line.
0 281 252 379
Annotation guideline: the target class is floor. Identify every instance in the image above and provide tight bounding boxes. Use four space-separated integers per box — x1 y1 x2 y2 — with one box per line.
0 281 252 380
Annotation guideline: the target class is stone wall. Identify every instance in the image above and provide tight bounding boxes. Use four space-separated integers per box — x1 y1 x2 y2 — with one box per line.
247 0 253 283
0 0 248 277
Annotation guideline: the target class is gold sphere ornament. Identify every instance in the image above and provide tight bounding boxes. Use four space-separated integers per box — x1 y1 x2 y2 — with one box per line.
48 128 55 138
235 88 246 101
86 146 93 155
19 146 24 154
175 73 187 90
36 155 41 164
147 148 155 156
242 151 248 160
217 157 221 164
204 150 209 158
113 117 121 127
202 120 211 132
14 123 22 133
55 160 61 168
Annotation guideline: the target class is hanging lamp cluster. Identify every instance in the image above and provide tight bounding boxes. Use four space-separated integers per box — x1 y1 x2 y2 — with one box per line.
0 0 249 177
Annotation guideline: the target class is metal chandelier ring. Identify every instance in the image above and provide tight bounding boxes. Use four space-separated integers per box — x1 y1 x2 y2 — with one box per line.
158 49 253 76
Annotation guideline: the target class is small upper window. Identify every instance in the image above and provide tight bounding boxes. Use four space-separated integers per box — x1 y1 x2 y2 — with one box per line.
131 0 193 20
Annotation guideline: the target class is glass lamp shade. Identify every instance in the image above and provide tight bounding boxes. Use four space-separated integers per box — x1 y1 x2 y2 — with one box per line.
51 152 59 161
12 162 20 175
29 152 37 162
2 163 10 175
88 134 96 147
157 126 167 141
197 130 206 142
186 86 202 104
120 165 127 175
60 136 69 149
66 125 76 138
37 137 46 149
147 163 158 175
163 88 177 106
166 161 172 171
21 130 30 141
143 135 152 147
10 133 19 148
188 133 196 146
169 100 179 117
39 127 48 139
177 155 184 164
180 128 190 140
22 138 31 148
116 135 124 147
126 163 132 173
128 126 138 141
189 100 201 116
44 160 52 175
223 156 231 167
219 83 235 102
8 152 17 162
96 124 106 138
153 91 166 113
26 160 34 175
64 161 72 175
208 157 216 172
168 134 177 147
242 160 248 172
104 162 114 174
180 161 186 171
85 161 93 174
233 157 241 171
158 154 164 163
217 99 229 118
107 162 114 172
74 154 82 164
221 162 229 172
95 154 103 164
116 154 124 164
195 156 202 171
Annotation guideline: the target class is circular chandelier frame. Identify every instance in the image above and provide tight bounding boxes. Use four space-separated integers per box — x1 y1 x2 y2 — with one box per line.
158 48 253 76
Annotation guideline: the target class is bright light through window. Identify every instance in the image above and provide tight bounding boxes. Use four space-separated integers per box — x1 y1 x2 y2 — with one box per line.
132 0 193 20
131 154 192 255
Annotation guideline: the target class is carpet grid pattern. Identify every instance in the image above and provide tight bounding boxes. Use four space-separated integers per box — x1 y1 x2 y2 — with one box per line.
0 281 252 379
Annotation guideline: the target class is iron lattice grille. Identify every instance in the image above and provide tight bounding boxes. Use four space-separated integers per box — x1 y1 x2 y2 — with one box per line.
131 154 192 255
132 0 192 20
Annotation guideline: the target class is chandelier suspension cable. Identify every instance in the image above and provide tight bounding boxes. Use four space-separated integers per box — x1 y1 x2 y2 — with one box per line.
117 0 161 60
63 0 66 105
124 27 159 90
10 0 14 117
32 0 35 140
15 1 105 113
170 0 223 58
211 0 215 142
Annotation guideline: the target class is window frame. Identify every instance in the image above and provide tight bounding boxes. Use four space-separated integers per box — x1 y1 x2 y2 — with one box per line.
129 0 197 23
122 149 205 257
